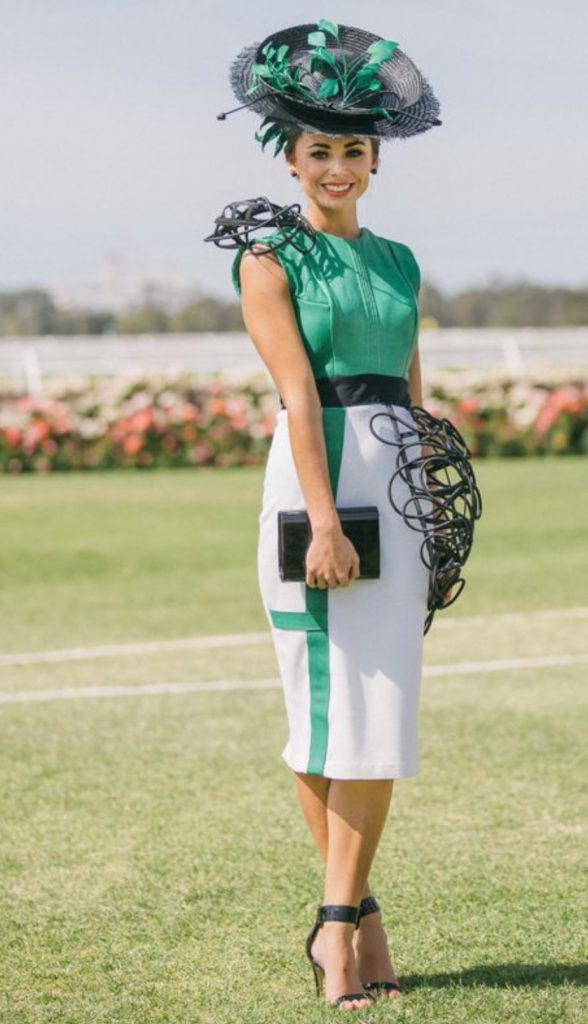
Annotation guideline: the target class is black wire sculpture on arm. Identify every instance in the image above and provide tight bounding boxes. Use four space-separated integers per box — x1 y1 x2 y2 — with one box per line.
369 404 483 634
204 196 318 255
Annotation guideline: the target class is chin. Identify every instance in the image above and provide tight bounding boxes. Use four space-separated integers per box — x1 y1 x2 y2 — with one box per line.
314 193 356 211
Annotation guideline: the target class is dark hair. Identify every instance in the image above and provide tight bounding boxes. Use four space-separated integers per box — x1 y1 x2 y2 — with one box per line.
284 130 380 162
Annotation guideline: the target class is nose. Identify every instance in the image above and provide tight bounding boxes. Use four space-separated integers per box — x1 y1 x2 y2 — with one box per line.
326 157 350 177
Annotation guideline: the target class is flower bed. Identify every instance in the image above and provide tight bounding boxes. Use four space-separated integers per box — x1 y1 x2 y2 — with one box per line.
0 368 586 472
0 373 276 473
424 367 588 457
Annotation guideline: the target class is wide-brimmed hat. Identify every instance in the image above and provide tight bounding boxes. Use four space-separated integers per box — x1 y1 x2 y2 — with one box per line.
218 19 442 154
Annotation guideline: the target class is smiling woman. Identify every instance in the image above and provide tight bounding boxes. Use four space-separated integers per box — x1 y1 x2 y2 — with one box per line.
210 16 455 1015
284 133 380 208
282 132 379 231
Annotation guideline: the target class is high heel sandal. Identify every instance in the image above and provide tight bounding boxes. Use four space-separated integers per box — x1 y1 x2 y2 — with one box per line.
305 904 375 1010
358 895 402 996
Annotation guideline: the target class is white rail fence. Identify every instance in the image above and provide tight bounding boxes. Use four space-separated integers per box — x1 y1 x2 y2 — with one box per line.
1 328 587 396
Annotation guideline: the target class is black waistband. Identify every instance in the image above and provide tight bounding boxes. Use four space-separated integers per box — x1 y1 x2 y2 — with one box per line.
278 374 412 410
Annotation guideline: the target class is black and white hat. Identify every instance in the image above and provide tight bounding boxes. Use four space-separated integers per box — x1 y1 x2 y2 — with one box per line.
218 19 442 154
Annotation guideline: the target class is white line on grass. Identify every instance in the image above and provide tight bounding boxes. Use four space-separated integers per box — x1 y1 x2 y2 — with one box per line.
0 678 280 704
1 607 587 667
424 652 588 676
1 653 587 705
0 632 269 666
433 607 588 629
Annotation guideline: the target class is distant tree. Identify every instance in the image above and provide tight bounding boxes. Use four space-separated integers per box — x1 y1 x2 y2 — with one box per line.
420 280 450 326
115 306 171 334
52 308 116 335
170 296 243 332
0 289 57 335
1 279 587 335
444 281 588 328
0 289 116 336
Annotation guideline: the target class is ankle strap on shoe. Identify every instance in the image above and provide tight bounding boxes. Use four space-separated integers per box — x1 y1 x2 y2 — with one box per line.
317 904 360 926
359 895 381 918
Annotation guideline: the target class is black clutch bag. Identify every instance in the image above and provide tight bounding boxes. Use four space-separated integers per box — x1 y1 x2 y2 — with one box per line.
277 506 380 582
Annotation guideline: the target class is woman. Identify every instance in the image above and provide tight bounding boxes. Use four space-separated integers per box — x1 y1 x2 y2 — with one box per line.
219 20 448 1012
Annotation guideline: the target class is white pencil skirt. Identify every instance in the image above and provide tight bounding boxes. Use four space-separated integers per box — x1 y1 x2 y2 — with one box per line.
257 403 431 780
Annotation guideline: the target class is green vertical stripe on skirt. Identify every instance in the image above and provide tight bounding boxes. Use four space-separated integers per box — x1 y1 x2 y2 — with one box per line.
305 407 346 775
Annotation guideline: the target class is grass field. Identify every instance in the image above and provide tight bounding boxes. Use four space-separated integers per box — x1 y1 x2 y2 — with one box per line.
1 457 587 1023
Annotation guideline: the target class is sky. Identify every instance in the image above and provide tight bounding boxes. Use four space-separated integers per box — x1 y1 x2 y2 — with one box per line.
1 0 587 300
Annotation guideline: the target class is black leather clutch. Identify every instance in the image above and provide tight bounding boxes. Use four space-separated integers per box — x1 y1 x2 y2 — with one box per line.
277 506 380 582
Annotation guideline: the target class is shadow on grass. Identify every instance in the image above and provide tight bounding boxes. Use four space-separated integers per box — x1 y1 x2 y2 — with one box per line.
401 963 588 990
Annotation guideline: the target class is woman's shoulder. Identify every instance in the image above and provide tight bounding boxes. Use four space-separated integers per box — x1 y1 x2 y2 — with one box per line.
231 231 285 297
363 228 421 296
362 226 418 262
231 230 304 298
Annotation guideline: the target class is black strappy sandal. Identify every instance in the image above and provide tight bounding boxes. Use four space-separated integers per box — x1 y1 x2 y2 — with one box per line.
305 904 376 1010
358 895 403 997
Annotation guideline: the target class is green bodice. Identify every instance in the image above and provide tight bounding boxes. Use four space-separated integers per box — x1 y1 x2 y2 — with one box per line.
232 226 420 381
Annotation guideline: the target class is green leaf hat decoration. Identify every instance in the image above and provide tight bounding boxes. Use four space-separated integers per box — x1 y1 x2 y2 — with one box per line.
221 20 442 155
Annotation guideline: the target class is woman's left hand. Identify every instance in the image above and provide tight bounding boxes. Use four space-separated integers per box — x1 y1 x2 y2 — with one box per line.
441 585 454 606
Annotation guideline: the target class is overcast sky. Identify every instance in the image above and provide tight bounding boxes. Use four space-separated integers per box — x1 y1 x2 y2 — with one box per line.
1 0 587 299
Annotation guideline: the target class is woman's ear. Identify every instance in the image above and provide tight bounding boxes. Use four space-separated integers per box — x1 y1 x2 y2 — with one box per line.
284 154 298 178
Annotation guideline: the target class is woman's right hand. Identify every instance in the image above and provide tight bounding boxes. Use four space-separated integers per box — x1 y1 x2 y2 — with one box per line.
305 524 361 589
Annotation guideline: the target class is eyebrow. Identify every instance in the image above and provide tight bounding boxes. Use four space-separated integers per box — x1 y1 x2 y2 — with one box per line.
306 139 366 150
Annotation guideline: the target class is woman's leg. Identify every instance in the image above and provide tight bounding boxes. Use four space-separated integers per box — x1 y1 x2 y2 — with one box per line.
323 779 393 904
293 772 329 861
294 772 387 897
294 772 401 999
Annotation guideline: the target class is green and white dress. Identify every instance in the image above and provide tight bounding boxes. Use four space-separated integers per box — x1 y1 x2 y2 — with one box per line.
233 226 430 780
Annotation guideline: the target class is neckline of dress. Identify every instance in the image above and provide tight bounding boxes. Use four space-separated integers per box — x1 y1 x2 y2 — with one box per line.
315 227 366 244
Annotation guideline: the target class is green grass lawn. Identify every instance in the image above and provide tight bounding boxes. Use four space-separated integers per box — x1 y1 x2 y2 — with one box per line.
1 458 587 1023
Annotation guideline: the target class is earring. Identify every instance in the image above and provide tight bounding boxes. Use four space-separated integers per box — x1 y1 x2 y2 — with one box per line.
370 168 378 175
290 170 298 177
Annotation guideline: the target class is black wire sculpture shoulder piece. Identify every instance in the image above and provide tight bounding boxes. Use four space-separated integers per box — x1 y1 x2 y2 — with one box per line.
369 404 483 635
204 196 318 255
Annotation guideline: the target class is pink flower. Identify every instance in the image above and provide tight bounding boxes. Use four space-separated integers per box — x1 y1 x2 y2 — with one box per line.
535 387 583 433
229 413 249 430
54 417 72 435
130 409 154 433
181 404 199 423
208 398 228 417
260 413 276 435
456 398 480 415
2 426 22 448
124 435 143 455
30 419 51 443
109 418 132 443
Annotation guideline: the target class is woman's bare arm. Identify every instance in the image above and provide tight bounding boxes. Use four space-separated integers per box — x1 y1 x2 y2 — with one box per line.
239 248 337 530
238 248 359 586
407 337 424 407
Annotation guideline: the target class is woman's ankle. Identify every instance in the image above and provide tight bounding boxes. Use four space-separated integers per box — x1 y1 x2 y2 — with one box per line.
317 920 356 947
